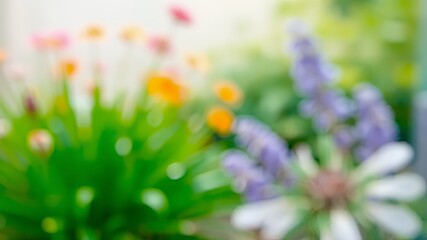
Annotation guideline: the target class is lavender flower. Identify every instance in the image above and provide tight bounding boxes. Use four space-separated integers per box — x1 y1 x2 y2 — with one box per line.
289 31 354 132
223 151 275 202
291 40 337 95
288 24 397 160
353 84 397 160
222 117 292 202
333 125 355 150
233 117 290 177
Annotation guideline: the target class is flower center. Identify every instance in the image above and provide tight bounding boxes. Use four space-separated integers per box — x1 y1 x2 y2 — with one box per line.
306 170 352 208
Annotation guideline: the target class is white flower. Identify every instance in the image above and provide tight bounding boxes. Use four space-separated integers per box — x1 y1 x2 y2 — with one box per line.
232 142 425 240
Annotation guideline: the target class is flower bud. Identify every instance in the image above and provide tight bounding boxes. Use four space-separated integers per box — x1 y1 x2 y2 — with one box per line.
28 129 54 157
24 93 38 115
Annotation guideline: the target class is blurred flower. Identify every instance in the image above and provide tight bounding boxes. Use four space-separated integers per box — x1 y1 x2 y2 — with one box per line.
0 119 12 138
291 28 356 158
59 58 78 78
206 106 235 136
333 125 355 150
214 81 243 107
28 129 54 156
147 73 187 106
232 142 425 240
223 117 292 202
0 48 6 63
170 5 193 25
289 27 354 132
121 26 144 43
4 63 26 81
290 37 337 95
31 31 70 50
148 35 171 54
24 92 38 115
223 151 275 202
233 117 290 179
299 90 353 131
185 53 211 73
83 25 104 41
353 84 397 161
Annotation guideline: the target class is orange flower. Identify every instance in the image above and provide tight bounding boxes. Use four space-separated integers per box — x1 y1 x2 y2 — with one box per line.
147 74 187 106
83 25 104 41
0 49 6 63
121 26 144 43
59 58 78 78
185 53 210 73
206 106 235 136
214 81 243 106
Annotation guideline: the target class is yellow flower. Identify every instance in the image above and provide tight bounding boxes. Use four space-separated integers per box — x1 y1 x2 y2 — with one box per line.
59 58 78 78
121 26 144 43
185 53 210 73
0 49 6 63
83 25 104 41
214 81 243 106
147 74 187 106
206 106 235 136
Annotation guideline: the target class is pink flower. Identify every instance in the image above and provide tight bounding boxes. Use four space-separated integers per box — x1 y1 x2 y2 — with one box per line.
31 31 70 50
148 35 171 54
4 63 26 81
169 5 192 24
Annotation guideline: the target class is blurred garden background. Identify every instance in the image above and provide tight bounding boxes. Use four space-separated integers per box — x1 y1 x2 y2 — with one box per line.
0 0 427 239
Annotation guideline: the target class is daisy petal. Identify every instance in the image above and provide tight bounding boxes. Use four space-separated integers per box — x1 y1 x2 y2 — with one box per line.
330 209 362 240
355 142 413 181
366 202 422 238
366 173 426 201
231 198 288 230
295 145 319 177
261 210 300 240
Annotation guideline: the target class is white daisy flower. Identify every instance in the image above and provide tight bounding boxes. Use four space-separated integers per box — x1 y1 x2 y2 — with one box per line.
232 142 426 240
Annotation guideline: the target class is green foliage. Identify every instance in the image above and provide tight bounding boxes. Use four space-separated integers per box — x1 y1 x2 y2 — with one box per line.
0 80 238 239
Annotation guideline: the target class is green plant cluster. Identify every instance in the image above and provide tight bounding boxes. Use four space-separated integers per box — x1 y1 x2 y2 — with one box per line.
0 80 238 239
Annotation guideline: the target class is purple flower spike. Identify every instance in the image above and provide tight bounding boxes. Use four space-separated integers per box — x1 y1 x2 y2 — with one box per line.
353 84 398 160
289 30 354 132
233 117 290 177
287 22 398 161
333 126 355 150
222 151 275 202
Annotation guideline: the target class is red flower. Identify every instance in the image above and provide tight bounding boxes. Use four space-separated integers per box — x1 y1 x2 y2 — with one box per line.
169 5 192 24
